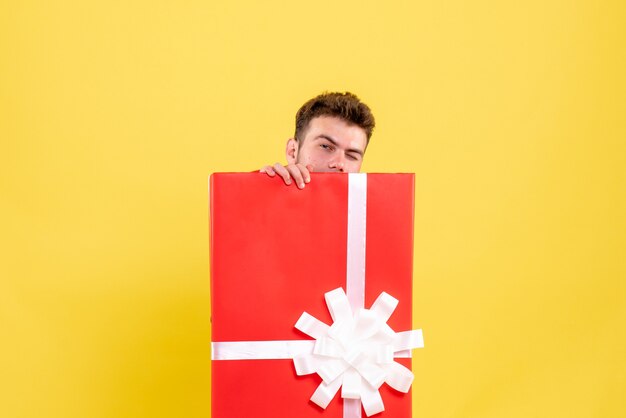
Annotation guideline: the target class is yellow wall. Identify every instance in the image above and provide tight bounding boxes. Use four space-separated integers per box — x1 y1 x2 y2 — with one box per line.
1 1 624 417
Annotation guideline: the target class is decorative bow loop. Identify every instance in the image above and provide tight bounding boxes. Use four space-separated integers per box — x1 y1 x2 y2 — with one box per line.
293 288 424 417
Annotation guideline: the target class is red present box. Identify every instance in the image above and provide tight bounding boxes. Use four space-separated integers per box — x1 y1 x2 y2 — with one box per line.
210 173 422 418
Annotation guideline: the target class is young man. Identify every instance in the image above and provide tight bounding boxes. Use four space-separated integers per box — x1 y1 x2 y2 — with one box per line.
260 92 375 189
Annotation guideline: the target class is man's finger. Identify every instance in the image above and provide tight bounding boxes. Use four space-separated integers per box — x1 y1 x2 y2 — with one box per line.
286 164 305 189
297 164 311 187
296 164 311 184
273 163 292 185
260 165 276 176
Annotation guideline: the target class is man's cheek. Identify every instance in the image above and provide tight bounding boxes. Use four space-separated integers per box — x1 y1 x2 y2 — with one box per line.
349 161 363 173
304 152 322 167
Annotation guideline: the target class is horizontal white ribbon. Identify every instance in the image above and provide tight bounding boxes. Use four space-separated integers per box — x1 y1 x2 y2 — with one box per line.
211 340 314 360
211 340 416 361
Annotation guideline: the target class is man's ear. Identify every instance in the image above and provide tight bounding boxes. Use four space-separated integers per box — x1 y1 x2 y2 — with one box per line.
285 138 298 165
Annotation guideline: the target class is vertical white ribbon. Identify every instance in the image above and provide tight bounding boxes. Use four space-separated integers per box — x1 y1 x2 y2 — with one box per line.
346 173 367 312
344 173 368 418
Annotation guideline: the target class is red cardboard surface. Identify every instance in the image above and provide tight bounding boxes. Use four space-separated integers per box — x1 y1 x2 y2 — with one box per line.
210 173 415 418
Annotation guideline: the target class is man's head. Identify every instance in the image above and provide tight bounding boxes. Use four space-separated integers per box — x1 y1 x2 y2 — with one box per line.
287 92 375 173
294 92 375 143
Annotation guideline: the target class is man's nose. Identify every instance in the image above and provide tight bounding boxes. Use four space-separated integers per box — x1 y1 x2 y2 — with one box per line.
329 155 346 172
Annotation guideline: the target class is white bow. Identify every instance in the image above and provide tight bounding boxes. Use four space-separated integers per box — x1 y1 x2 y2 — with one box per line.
293 288 424 417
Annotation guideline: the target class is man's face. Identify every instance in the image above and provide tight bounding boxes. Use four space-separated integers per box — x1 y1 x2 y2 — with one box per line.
287 116 368 173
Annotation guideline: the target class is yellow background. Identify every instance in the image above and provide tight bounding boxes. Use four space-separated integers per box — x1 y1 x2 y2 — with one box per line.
1 1 625 417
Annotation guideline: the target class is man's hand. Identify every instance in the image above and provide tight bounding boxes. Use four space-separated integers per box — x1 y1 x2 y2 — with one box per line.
260 163 313 189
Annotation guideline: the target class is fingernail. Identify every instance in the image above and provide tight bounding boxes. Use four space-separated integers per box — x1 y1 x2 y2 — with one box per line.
305 177 310 183
298 182 304 189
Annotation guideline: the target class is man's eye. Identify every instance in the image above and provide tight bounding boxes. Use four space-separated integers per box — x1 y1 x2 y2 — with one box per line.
347 154 358 161
321 144 332 151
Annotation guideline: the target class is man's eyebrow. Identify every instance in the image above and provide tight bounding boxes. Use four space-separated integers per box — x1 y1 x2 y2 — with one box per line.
316 134 364 156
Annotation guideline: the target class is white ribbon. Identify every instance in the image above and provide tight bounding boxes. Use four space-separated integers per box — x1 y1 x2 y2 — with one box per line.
211 173 424 417
293 288 424 417
211 339 413 361
346 173 367 310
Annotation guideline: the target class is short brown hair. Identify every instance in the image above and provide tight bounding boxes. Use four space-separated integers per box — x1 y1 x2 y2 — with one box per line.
294 92 375 143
